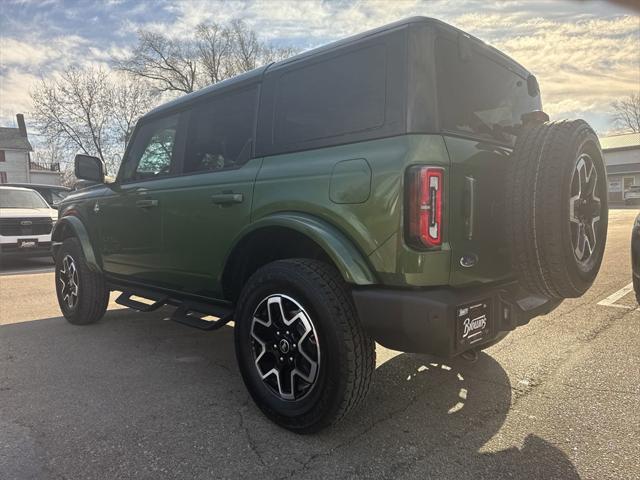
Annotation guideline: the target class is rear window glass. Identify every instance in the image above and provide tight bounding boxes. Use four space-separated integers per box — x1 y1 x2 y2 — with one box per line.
184 87 257 173
435 37 541 145
273 44 387 146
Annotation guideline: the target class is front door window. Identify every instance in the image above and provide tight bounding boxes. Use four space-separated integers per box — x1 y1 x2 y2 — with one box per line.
120 115 179 182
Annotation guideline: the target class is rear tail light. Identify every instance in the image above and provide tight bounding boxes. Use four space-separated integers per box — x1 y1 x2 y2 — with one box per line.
406 166 444 249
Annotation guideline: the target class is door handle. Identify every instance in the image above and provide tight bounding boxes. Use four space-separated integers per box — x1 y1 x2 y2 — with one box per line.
136 199 159 208
211 193 244 205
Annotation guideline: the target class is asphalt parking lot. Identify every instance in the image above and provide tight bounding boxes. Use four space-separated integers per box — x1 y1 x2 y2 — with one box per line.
0 209 638 480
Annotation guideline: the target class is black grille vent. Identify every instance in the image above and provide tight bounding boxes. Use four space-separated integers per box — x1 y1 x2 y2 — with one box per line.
0 217 53 236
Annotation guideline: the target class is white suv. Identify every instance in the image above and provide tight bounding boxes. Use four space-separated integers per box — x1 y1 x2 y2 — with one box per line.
0 186 57 258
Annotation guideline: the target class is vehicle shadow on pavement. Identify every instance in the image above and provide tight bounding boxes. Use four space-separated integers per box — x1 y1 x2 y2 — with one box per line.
354 352 582 479
0 310 581 480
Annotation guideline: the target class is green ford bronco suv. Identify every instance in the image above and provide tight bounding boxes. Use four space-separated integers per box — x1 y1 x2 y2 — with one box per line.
53 17 608 432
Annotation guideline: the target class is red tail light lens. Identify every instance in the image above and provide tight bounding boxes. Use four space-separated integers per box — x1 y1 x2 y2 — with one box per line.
406 166 444 249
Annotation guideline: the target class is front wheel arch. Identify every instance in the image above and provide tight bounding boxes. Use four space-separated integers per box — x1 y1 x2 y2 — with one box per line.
52 215 101 272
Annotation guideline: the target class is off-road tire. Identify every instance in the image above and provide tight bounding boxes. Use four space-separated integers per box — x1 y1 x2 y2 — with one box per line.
634 275 640 305
234 258 375 433
55 237 109 325
506 120 608 298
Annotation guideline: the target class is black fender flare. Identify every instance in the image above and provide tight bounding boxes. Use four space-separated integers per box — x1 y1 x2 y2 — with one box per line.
51 215 101 272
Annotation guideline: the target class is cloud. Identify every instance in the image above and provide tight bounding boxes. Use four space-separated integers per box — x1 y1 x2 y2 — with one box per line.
1 0 638 134
0 35 92 69
481 16 640 123
0 34 112 126
0 68 40 123
155 0 638 130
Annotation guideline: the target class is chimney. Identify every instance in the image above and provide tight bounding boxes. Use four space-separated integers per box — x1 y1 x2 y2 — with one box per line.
16 113 27 137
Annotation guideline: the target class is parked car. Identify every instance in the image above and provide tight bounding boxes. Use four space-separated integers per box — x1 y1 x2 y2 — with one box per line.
624 185 640 205
52 17 608 432
633 213 640 304
0 186 57 257
4 183 71 208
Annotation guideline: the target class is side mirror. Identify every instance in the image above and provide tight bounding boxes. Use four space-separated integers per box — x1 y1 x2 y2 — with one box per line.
74 154 105 183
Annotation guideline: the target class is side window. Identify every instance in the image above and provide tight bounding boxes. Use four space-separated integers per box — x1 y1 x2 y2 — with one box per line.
274 44 386 146
184 87 257 173
121 114 179 182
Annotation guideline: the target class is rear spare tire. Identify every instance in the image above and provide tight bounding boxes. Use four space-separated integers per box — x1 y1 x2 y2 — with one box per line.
506 120 608 298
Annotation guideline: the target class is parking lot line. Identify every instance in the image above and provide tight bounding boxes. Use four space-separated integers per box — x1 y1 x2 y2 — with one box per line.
597 283 634 309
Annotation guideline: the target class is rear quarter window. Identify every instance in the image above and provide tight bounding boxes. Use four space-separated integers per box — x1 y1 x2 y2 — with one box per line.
184 87 258 173
273 44 387 146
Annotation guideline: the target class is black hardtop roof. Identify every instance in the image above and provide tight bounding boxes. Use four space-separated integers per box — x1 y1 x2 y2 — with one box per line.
144 16 531 120
4 183 71 191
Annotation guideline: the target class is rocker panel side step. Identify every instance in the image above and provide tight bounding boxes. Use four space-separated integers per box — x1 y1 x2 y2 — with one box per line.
170 302 233 331
112 283 234 331
115 291 169 312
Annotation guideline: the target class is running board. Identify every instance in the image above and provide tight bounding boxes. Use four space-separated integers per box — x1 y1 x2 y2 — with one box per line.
113 287 234 331
170 302 233 331
115 291 168 312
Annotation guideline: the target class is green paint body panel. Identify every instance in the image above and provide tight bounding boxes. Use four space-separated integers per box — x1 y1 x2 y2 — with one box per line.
59 133 516 302
251 135 453 288
96 158 262 297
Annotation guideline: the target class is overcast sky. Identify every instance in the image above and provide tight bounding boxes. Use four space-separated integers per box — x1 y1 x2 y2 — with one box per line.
0 0 638 138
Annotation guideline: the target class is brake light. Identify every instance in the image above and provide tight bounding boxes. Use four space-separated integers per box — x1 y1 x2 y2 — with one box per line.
406 166 444 249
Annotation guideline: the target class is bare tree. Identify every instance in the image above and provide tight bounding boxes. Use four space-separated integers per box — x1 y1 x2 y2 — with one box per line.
31 67 112 164
229 19 262 73
117 19 297 94
116 31 198 94
111 74 156 148
31 136 66 169
196 22 233 84
611 93 640 133
262 45 299 64
31 67 158 175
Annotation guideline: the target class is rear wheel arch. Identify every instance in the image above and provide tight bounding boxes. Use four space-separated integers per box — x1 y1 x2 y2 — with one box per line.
221 214 376 302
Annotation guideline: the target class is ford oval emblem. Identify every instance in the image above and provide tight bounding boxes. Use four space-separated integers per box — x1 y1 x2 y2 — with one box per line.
460 254 478 268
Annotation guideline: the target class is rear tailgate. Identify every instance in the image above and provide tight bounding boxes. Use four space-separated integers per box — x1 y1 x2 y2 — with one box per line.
444 136 514 286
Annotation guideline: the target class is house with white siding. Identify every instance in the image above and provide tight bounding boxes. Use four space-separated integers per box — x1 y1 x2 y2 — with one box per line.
0 114 62 186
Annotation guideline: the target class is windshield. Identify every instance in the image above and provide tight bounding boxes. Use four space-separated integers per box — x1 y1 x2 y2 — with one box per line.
0 189 49 209
51 189 69 204
436 37 541 145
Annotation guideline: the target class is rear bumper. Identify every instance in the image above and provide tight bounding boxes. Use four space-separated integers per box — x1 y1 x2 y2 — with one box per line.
352 282 562 357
